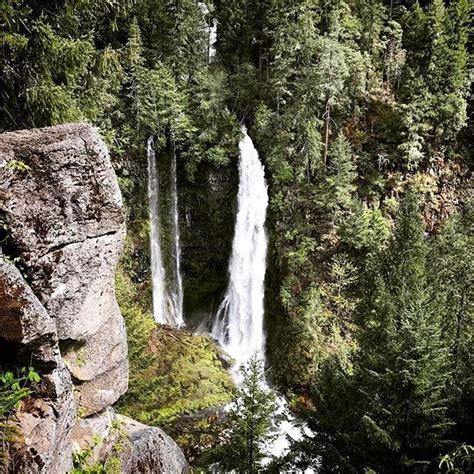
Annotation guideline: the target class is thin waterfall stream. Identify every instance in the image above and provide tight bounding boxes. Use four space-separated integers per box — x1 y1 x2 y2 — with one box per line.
170 141 185 326
147 137 167 325
211 127 312 462
147 137 185 328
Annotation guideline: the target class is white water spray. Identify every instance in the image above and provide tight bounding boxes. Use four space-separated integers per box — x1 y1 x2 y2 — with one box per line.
211 128 313 463
169 143 185 327
147 137 185 327
212 126 268 369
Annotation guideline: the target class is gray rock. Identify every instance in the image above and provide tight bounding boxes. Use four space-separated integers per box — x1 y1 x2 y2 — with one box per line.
63 310 128 383
0 261 55 351
0 261 75 474
0 123 126 342
71 407 118 466
0 123 128 412
117 415 188 474
63 308 129 415
74 362 129 417
71 410 188 474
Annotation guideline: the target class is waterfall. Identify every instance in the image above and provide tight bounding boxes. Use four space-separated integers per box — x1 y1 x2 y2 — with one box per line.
199 2 217 62
147 137 185 328
212 126 268 369
210 128 313 464
147 137 167 325
169 142 185 327
208 19 217 60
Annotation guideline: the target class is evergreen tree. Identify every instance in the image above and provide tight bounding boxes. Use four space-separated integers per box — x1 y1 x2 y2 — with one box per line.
433 207 474 447
210 356 275 473
306 192 451 472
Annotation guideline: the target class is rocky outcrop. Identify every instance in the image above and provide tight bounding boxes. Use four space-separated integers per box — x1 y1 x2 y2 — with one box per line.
0 262 75 473
0 123 128 415
0 124 187 473
71 409 188 474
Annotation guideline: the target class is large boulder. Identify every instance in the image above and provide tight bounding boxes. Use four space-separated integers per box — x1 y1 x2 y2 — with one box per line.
117 415 188 474
71 409 188 474
0 124 128 413
0 123 125 341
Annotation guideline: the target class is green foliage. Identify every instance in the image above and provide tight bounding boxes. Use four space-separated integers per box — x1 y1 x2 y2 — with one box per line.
116 264 234 432
71 431 122 474
6 160 31 172
439 444 474 473
1 0 472 470
433 206 474 445
299 192 452 472
205 357 276 473
0 367 40 467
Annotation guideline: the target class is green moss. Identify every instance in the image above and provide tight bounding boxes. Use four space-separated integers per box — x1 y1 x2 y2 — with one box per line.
115 264 234 458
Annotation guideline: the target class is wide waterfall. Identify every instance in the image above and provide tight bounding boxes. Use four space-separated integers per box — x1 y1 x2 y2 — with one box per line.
147 137 185 327
210 128 313 463
212 126 268 369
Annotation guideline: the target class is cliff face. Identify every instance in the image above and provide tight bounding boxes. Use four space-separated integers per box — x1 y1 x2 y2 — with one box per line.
0 124 187 473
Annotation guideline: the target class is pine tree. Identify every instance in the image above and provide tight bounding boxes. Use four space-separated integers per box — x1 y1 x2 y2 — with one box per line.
325 133 357 212
433 207 474 446
307 191 451 472
211 356 276 473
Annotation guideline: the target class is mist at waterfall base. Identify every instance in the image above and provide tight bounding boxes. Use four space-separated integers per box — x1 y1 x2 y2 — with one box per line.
211 127 313 464
147 137 185 327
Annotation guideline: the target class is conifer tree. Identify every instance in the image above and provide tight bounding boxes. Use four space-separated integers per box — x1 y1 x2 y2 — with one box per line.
210 356 275 473
307 191 451 472
433 207 474 446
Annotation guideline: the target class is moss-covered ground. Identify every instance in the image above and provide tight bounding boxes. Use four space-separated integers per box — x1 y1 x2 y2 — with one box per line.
115 265 234 461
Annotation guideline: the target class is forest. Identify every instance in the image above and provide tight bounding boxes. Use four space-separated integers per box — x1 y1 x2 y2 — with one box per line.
0 0 472 472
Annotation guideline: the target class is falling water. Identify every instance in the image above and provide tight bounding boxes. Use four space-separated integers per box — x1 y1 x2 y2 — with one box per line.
199 2 217 62
212 126 268 369
210 128 313 464
169 142 185 327
208 19 217 60
147 137 185 327
147 137 168 325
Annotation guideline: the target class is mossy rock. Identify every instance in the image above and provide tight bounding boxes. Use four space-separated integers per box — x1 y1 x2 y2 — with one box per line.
116 264 234 459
